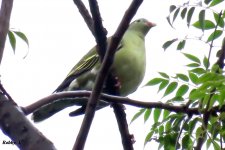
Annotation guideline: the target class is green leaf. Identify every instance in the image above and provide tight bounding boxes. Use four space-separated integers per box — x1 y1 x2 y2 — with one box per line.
163 82 178 97
204 0 213 4
176 84 189 97
203 56 210 69
186 63 201 68
176 73 189 82
146 78 165 86
177 40 186 50
188 72 199 84
153 108 161 123
183 53 201 64
169 5 176 13
163 110 170 120
190 68 206 75
193 20 215 30
209 0 224 7
213 12 224 28
181 8 187 19
158 80 169 92
159 125 164 136
189 89 205 100
199 10 205 31
144 131 154 146
13 31 29 47
189 118 200 134
182 134 193 149
8 31 16 52
207 30 223 42
169 96 184 102
206 138 212 149
162 38 178 50
130 108 145 123
218 89 225 108
196 127 204 140
212 140 221 150
166 16 174 28
158 72 170 79
187 7 195 27
144 109 151 123
198 72 215 83
173 8 180 22
165 121 172 132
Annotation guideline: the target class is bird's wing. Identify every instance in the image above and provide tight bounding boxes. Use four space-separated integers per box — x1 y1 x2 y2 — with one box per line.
54 38 123 92
54 48 99 92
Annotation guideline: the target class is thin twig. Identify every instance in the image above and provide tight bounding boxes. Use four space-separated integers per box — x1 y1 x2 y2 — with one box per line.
73 0 94 35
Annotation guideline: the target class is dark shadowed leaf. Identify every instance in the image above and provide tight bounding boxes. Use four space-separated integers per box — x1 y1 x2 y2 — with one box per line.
8 31 16 53
169 5 176 13
13 31 29 47
162 38 178 50
187 7 195 27
173 8 180 22
204 0 213 4
199 10 205 31
177 40 186 50
181 8 187 19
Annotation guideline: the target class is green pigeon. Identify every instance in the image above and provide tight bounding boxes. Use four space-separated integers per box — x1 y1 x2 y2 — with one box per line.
32 18 156 122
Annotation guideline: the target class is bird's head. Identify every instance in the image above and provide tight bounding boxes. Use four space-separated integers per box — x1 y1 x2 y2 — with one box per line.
128 18 156 36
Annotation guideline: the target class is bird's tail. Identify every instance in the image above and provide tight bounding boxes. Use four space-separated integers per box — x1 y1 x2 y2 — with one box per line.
32 97 109 122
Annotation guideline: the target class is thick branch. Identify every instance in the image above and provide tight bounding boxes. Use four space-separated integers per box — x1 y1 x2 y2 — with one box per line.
0 93 56 150
0 0 13 64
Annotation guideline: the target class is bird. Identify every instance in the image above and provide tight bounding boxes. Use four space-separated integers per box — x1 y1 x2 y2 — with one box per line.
32 18 156 122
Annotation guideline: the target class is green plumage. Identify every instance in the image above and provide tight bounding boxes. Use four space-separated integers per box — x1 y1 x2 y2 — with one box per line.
32 18 155 122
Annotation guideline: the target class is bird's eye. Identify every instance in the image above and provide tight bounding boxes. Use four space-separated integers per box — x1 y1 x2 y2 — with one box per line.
136 20 141 23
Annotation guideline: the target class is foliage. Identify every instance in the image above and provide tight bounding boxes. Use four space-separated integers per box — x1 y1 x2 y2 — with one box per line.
7 29 29 54
132 0 225 149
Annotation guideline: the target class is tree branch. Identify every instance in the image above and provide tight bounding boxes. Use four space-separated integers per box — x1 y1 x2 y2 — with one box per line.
23 91 202 116
73 0 94 35
195 36 225 149
0 93 56 150
72 0 144 149
0 0 14 64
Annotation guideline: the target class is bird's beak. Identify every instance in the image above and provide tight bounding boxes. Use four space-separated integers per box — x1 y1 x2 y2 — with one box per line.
146 21 156 27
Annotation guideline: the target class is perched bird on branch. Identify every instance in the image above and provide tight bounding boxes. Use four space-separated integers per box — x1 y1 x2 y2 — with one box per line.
32 18 156 122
